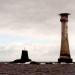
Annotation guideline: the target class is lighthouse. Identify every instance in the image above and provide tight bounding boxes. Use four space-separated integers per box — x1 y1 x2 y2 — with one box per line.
58 13 72 63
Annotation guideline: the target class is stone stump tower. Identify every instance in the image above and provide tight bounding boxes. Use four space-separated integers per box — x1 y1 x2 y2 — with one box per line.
58 13 72 63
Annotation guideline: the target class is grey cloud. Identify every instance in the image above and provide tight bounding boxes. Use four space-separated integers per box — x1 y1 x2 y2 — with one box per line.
0 0 74 32
0 0 75 61
0 0 75 38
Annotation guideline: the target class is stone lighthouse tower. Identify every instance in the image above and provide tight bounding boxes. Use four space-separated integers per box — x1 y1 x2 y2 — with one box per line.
58 13 72 63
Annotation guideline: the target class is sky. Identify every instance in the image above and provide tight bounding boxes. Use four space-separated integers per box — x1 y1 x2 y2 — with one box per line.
0 0 75 62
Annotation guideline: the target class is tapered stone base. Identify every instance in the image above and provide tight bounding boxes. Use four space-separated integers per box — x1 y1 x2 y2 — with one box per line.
58 58 72 63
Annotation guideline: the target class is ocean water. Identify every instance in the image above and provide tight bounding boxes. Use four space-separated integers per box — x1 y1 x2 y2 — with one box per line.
0 63 75 75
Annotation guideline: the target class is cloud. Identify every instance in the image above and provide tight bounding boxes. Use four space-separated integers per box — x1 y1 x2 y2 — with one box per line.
0 0 75 61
